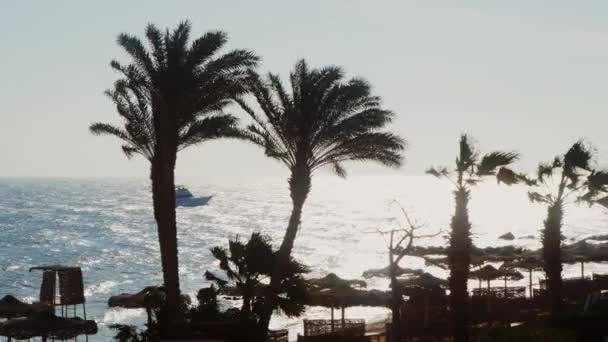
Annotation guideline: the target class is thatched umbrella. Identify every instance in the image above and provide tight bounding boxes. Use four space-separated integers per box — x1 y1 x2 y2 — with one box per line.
397 273 447 327
0 296 41 319
498 264 524 295
108 286 191 326
361 265 423 279
307 274 371 332
470 265 503 290
505 257 543 296
0 312 97 340
308 273 366 289
397 272 448 289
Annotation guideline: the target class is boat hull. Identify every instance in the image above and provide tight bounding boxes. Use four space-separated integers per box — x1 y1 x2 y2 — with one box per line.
175 195 212 208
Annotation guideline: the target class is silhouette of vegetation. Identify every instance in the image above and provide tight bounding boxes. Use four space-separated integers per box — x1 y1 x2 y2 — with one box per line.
370 203 439 342
526 141 608 316
235 59 405 337
426 134 525 342
205 233 309 329
89 21 258 324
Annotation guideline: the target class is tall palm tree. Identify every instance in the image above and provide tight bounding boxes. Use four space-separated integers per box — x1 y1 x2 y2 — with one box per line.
89 21 258 321
235 59 405 335
526 141 608 316
426 134 525 342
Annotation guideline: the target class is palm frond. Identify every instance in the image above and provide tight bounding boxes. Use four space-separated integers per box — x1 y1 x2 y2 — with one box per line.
528 191 552 204
456 134 477 172
564 141 593 171
178 115 240 149
477 151 519 175
426 166 450 178
537 163 554 183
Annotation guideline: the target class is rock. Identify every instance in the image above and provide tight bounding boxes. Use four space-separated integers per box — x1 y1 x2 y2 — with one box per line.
499 232 515 240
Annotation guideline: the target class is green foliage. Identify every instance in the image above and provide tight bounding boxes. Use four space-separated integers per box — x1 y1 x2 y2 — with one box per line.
235 59 405 177
206 233 310 322
90 21 259 160
427 134 522 187
427 134 521 342
526 141 608 316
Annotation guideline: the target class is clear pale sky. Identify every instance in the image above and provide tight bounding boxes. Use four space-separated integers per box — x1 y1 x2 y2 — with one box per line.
1 1 607 180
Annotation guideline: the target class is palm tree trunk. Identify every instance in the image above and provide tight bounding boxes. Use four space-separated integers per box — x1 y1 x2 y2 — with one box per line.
258 167 311 338
449 187 472 342
542 201 563 316
150 147 180 325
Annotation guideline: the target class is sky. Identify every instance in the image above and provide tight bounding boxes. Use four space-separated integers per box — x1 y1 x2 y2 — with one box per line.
1 1 607 181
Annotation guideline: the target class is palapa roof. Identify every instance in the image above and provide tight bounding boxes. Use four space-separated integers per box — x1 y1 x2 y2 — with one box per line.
397 272 448 289
0 312 97 339
307 287 391 308
0 296 38 319
362 265 424 279
469 265 504 281
307 273 366 290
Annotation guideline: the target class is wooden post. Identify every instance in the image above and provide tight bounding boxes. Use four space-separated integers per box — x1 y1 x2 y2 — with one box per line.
331 307 334 333
529 269 533 298
581 262 585 279
341 306 345 330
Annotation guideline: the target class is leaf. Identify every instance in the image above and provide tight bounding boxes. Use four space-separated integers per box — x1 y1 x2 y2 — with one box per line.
456 134 477 171
205 271 228 287
478 151 519 175
528 191 551 204
426 166 449 178
564 141 593 171
537 163 553 183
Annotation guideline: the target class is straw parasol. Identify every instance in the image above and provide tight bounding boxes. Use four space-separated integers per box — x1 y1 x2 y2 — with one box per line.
397 272 448 290
362 265 424 279
308 273 366 289
505 257 543 296
397 273 448 328
0 312 97 340
0 296 41 319
470 265 504 290
498 263 524 294
307 273 376 332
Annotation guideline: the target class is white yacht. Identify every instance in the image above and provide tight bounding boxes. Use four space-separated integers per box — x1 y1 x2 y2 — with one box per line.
175 186 212 207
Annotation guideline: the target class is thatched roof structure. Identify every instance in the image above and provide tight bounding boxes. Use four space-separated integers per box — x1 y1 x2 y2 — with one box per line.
470 265 503 281
108 286 166 309
307 287 391 308
0 312 97 339
397 272 448 289
308 273 366 290
362 265 424 279
0 296 41 319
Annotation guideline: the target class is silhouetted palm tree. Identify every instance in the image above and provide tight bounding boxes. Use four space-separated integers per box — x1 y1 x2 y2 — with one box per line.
90 21 258 321
205 233 309 326
526 141 608 316
427 134 524 342
236 59 405 335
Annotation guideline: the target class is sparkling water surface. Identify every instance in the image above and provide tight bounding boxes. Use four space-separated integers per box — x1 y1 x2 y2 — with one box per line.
0 176 607 340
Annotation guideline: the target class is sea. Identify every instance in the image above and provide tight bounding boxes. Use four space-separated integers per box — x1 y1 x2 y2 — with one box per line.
0 176 607 341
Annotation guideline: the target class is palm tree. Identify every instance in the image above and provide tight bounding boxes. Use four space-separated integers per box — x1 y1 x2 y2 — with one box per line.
235 59 405 335
526 141 608 316
205 233 309 326
426 134 525 342
89 21 258 321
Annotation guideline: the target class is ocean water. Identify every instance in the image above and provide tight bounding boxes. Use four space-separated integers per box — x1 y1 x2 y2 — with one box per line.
0 176 607 341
